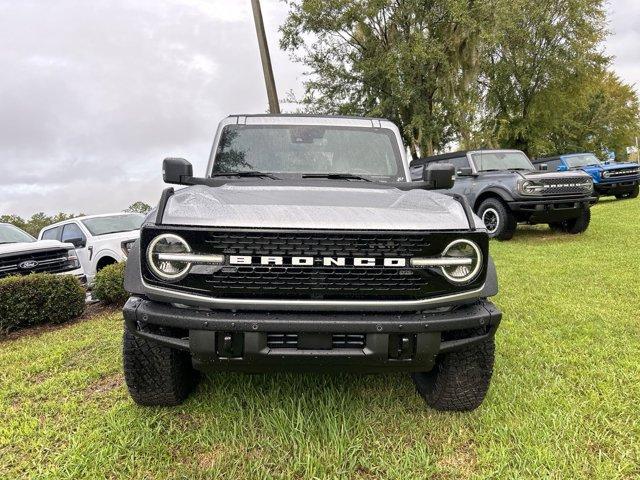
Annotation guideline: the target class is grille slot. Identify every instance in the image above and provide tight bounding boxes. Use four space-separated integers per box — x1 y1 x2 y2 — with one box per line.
267 333 365 349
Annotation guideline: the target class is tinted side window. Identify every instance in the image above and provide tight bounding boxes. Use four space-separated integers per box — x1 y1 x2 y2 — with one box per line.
61 223 86 243
42 226 62 241
447 157 471 173
434 157 470 174
548 160 562 170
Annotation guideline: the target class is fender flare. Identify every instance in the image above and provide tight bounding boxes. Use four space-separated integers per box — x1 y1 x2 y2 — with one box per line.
473 187 515 211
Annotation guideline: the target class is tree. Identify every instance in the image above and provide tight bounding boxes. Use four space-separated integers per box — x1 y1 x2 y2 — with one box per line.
0 212 82 237
124 202 152 214
545 71 640 160
480 0 609 157
280 0 498 156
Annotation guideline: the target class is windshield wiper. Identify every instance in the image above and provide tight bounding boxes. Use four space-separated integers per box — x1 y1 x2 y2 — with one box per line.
210 171 281 180
301 173 372 182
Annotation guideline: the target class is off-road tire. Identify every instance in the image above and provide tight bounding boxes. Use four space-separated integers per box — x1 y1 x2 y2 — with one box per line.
550 207 591 234
477 198 517 240
615 184 639 200
411 331 495 411
123 326 198 406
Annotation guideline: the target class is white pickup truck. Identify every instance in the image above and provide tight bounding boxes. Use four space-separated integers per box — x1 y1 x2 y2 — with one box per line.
0 223 85 281
38 213 144 285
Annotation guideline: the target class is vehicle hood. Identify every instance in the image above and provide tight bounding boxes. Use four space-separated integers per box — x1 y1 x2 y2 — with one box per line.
160 183 478 230
92 230 140 242
0 239 73 256
600 162 640 171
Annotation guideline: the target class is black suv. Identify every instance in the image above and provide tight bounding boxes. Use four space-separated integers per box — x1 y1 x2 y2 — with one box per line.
411 149 596 240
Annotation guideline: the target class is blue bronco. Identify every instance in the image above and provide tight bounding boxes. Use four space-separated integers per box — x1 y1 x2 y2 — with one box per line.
533 153 639 200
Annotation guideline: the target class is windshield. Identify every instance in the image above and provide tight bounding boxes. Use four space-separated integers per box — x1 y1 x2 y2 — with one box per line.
471 151 534 172
564 154 601 168
81 214 144 236
212 125 404 180
0 224 35 244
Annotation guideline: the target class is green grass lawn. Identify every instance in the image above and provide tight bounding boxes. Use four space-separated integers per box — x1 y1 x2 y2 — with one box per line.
1 198 639 479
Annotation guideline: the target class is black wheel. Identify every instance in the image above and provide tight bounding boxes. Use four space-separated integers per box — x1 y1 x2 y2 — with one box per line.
477 198 516 240
561 207 591 234
123 326 198 406
617 184 639 199
411 330 495 411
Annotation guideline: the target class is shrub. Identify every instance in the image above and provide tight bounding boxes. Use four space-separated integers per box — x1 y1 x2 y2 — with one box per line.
0 273 85 334
93 261 128 305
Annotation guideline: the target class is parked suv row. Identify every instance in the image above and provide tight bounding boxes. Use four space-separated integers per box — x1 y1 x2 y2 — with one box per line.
533 153 639 200
38 213 143 285
410 149 596 240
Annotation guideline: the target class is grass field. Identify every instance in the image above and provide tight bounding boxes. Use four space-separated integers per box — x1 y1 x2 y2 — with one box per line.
1 198 639 479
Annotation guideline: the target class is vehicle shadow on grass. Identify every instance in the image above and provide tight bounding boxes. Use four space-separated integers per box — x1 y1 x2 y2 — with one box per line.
190 370 428 416
499 225 574 242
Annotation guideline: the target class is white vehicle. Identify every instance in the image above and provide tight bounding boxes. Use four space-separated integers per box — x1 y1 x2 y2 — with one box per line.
0 223 85 281
38 213 144 285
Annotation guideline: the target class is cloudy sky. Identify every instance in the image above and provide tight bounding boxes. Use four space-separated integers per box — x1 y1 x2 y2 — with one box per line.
0 0 638 217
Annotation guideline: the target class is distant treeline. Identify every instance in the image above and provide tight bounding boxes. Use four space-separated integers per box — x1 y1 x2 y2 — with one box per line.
1 201 151 237
282 0 640 160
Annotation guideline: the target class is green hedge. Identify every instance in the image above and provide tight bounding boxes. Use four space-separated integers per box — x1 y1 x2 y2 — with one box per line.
0 273 85 334
93 262 128 305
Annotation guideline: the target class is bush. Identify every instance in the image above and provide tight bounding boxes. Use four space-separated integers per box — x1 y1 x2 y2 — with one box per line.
93 261 128 305
0 273 85 334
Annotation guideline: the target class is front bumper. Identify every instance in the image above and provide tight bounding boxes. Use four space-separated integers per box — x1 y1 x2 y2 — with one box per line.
57 267 87 285
594 180 638 195
123 297 502 373
508 196 597 223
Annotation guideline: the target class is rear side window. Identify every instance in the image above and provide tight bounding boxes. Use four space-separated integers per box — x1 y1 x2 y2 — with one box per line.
61 223 85 243
444 157 471 173
548 159 562 170
41 226 62 241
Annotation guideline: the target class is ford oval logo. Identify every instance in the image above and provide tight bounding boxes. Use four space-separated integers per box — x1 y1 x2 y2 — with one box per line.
19 260 39 269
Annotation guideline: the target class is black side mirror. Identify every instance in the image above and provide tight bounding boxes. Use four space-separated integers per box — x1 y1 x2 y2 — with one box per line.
457 167 474 176
163 158 193 184
538 163 548 171
67 237 86 248
422 163 455 189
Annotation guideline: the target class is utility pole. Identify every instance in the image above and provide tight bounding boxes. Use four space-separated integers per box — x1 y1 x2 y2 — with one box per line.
251 0 280 114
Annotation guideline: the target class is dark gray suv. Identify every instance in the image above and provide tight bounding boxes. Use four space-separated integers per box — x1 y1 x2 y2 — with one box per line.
411 150 596 240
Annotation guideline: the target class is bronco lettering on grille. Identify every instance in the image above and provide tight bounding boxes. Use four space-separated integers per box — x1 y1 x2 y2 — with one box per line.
229 255 407 267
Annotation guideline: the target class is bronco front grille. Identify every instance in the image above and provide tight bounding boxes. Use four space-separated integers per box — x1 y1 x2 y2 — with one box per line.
0 248 75 278
140 227 488 301
605 167 640 178
539 177 592 195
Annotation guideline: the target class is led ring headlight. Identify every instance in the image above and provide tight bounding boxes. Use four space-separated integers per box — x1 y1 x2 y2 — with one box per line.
439 239 482 284
147 233 192 281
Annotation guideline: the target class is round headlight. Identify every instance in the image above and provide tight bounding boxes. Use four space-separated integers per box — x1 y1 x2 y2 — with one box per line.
521 180 543 194
440 239 482 284
147 234 192 281
601 171 610 179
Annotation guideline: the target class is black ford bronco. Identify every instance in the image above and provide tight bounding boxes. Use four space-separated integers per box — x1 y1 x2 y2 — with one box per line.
411 150 596 240
122 115 501 411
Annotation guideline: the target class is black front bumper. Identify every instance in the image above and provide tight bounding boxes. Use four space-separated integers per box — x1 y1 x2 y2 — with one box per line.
594 180 638 195
508 196 597 223
123 297 501 373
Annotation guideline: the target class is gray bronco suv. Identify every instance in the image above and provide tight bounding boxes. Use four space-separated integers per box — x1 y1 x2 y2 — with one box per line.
122 115 502 411
411 150 596 240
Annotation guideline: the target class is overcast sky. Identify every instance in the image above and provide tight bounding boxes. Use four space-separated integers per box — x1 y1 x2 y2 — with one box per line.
0 0 638 217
